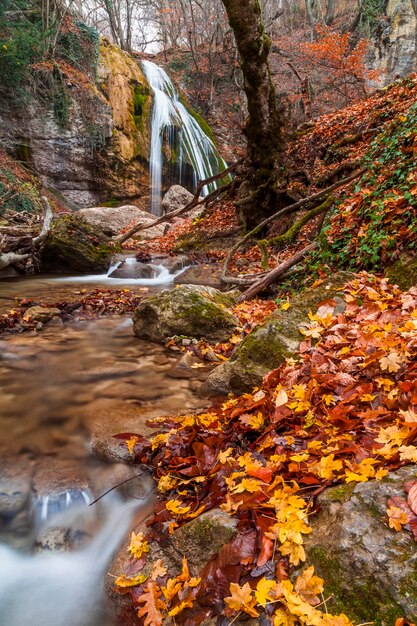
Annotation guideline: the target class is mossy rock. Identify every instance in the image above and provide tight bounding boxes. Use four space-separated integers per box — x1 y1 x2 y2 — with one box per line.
41 214 116 273
206 272 353 393
385 254 417 291
304 466 417 625
133 285 238 343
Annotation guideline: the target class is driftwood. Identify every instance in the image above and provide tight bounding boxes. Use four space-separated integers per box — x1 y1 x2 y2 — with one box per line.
0 196 53 272
237 242 317 302
221 167 365 285
116 160 241 245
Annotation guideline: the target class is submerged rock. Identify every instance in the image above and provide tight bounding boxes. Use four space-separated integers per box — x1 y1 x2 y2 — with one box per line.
133 285 238 343
305 466 417 625
108 261 155 279
206 272 353 393
161 185 194 214
78 205 164 239
22 306 61 324
40 214 116 273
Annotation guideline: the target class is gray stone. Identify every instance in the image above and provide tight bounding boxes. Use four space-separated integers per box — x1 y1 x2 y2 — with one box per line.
305 466 417 625
206 272 353 393
133 285 239 343
78 206 164 239
174 264 223 288
109 261 155 279
161 185 194 215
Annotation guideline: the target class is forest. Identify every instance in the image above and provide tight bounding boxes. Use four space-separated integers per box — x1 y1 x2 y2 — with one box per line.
1 1 417 626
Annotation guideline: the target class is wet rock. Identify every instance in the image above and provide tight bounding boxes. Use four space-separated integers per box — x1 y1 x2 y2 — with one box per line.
107 509 237 626
41 214 116 273
147 254 191 273
206 272 353 393
162 185 194 214
22 306 61 324
0 455 33 518
305 466 417 625
133 285 239 343
174 264 223 288
78 205 164 239
109 260 155 279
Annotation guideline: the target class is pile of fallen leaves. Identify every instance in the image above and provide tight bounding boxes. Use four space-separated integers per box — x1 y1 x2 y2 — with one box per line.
0 288 145 334
116 273 417 625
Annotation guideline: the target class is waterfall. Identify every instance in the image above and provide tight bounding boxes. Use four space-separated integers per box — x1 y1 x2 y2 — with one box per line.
141 60 229 215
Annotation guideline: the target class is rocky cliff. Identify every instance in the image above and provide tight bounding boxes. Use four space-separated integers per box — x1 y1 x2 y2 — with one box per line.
369 0 417 85
0 21 152 209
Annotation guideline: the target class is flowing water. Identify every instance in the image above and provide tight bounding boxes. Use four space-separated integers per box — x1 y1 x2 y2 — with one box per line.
142 60 229 215
0 270 211 625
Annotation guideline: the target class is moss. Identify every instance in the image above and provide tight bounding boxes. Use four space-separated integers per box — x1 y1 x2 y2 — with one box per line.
182 515 236 555
307 547 407 625
132 81 150 131
385 254 417 291
324 483 356 503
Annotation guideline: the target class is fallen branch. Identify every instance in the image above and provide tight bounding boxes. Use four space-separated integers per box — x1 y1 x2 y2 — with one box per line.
116 161 240 245
237 242 316 302
221 168 364 284
0 251 31 271
33 196 54 246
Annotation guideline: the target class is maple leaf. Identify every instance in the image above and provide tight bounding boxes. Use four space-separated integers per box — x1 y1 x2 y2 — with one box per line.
165 499 191 516
279 540 306 566
274 608 297 626
379 351 403 373
126 435 139 455
316 454 343 480
294 567 324 606
399 445 417 463
218 447 234 464
240 412 265 429
255 578 277 607
137 581 166 626
157 475 178 493
232 478 263 493
224 582 259 617
127 532 149 559
387 504 407 531
151 559 167 581
399 409 417 423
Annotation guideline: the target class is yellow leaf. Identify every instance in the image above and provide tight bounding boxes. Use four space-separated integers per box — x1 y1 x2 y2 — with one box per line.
276 388 289 407
294 566 324 606
224 582 259 617
165 499 191 516
157 475 178 493
114 573 148 588
151 559 167 581
232 478 263 494
379 351 404 373
126 436 139 455
399 409 417 423
316 454 343 480
279 540 306 566
274 608 296 626
218 447 234 464
387 505 407 531
399 445 417 462
127 532 149 559
255 578 276 607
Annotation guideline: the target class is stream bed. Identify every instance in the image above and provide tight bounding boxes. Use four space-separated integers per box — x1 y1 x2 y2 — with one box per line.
0 272 211 625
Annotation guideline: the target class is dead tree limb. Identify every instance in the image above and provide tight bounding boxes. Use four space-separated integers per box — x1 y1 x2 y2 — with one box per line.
116 161 241 245
33 196 54 246
237 243 317 302
221 168 364 284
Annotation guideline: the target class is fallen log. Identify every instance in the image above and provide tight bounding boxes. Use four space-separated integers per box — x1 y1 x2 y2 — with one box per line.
237 242 316 302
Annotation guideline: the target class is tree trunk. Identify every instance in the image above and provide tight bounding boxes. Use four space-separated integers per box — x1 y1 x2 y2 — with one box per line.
220 0 286 229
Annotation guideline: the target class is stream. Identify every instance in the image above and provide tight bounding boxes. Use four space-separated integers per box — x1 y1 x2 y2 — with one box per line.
0 270 211 625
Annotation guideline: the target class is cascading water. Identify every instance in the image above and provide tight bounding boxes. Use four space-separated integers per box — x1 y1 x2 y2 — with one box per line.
141 60 229 215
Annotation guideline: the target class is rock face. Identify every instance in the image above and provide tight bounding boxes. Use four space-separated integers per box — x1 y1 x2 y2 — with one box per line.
41 214 115 273
369 0 417 85
206 273 352 394
305 467 417 625
161 185 194 214
133 285 238 343
78 205 164 239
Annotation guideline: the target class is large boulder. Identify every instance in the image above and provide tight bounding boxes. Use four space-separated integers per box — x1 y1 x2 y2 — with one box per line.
78 205 164 239
206 272 353 394
305 466 417 625
108 260 155 279
133 285 238 343
162 185 194 215
41 214 116 273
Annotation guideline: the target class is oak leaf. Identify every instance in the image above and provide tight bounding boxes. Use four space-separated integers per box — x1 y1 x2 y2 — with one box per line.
137 581 166 626
127 532 149 559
